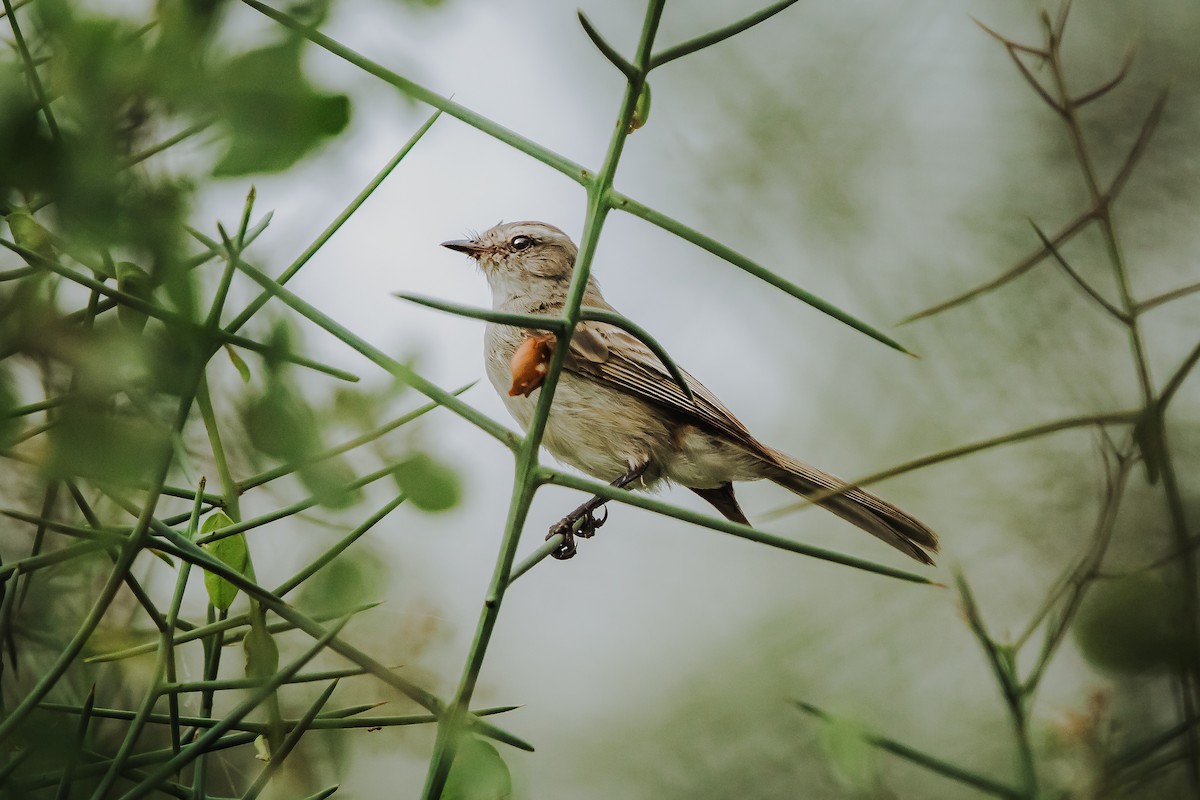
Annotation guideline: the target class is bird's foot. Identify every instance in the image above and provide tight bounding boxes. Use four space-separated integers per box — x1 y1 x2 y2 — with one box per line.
547 507 608 560
575 507 608 539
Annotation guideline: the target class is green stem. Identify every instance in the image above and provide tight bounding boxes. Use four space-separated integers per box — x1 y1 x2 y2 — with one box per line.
2 0 60 141
609 190 912 353
650 0 804 69
197 377 241 521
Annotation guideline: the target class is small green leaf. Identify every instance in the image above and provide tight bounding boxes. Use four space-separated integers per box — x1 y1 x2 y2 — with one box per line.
298 456 362 509
627 81 651 133
6 210 56 262
444 736 512 800
211 38 351 176
200 512 249 610
46 402 171 486
225 344 252 383
243 377 321 462
297 549 384 615
392 452 462 512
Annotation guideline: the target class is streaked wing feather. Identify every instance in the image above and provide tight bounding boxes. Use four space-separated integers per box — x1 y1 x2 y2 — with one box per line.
566 322 760 450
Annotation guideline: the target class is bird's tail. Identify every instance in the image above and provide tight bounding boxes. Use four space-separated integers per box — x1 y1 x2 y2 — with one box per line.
761 446 939 565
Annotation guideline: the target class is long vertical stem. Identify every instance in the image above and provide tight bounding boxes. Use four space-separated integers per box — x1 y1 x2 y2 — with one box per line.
417 2 666 796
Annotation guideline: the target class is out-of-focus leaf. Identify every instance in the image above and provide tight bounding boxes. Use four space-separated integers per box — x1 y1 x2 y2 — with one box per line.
211 38 350 176
243 376 321 462
225 344 252 383
819 716 876 793
297 548 385 615
155 0 228 68
200 511 249 610
45 402 171 485
1075 573 1195 675
72 328 148 399
145 325 206 396
443 736 512 800
298 456 362 509
6 210 56 262
392 451 462 512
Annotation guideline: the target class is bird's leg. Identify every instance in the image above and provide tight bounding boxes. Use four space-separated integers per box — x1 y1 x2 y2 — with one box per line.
547 463 648 560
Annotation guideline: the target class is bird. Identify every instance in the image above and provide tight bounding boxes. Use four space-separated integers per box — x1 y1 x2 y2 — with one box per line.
441 221 938 564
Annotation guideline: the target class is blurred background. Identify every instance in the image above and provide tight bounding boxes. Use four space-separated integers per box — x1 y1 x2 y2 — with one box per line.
2 0 1198 797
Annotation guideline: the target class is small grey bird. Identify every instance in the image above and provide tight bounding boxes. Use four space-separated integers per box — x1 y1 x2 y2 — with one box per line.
442 221 938 564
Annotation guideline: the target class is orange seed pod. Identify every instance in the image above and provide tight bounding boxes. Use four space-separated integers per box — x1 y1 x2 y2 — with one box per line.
508 333 557 397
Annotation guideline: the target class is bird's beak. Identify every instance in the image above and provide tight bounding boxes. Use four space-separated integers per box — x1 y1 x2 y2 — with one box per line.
441 239 487 257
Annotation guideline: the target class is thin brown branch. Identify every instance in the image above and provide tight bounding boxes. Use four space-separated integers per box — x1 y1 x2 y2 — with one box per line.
763 411 1139 520
1159 340 1200 414
1137 281 1200 313
1071 46 1136 107
899 206 1095 324
1107 87 1171 201
1029 220 1130 322
970 16 1048 57
1006 43 1067 116
1052 0 1074 43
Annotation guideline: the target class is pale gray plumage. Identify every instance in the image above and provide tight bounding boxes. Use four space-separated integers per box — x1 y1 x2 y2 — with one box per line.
441 221 939 565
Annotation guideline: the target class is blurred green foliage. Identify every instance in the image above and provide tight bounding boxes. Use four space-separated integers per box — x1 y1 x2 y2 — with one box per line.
1075 573 1197 676
211 38 350 176
443 736 513 800
0 0 464 796
296 546 385 614
393 451 463 512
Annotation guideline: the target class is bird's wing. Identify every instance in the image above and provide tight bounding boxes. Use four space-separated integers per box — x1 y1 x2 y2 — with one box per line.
564 321 764 453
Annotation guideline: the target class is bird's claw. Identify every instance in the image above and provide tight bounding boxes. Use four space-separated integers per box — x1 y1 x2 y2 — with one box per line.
576 507 607 539
547 520 577 560
546 507 607 560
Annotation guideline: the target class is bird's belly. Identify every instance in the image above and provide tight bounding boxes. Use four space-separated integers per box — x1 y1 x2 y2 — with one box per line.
486 355 670 483
660 424 765 489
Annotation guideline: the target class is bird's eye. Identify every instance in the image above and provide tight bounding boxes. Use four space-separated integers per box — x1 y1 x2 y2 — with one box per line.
510 235 533 251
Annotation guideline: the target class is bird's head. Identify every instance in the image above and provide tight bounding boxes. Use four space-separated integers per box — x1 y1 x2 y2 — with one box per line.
442 221 579 298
